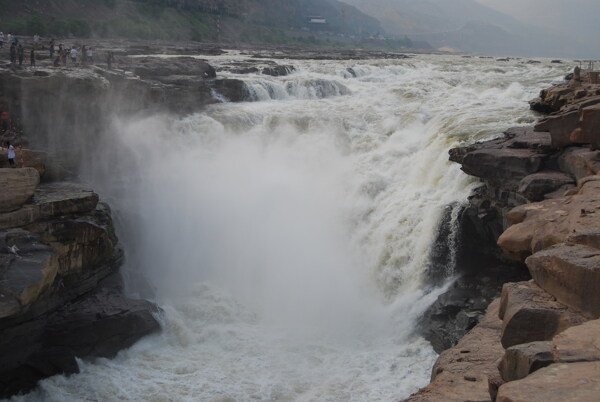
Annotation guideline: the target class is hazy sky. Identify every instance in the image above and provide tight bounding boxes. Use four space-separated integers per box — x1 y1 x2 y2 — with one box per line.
476 0 600 35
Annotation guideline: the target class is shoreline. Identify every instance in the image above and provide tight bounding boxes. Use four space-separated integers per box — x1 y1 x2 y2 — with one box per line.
406 67 600 401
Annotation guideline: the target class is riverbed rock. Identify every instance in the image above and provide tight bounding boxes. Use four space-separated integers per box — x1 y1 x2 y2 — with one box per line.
557 147 600 180
498 178 600 260
517 171 575 201
569 104 600 148
496 361 600 402
526 243 600 318
0 168 39 213
404 300 504 402
498 281 585 348
498 341 555 382
534 110 580 148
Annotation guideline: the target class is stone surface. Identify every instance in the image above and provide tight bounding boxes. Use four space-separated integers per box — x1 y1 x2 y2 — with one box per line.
534 110 579 148
498 178 600 260
498 341 554 382
498 281 585 348
0 182 99 230
0 168 39 213
404 300 504 402
558 147 600 180
496 362 600 402
0 274 161 399
570 104 600 148
517 171 574 202
526 243 600 318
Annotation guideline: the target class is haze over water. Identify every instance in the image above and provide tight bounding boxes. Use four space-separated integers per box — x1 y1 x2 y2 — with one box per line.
18 54 568 401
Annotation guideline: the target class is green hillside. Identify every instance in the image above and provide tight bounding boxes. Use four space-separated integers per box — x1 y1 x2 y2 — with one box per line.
0 0 393 47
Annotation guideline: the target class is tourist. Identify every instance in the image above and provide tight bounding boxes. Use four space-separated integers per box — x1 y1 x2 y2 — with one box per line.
70 46 77 65
0 32 4 48
6 141 16 168
49 38 55 59
53 56 60 68
17 44 24 67
7 33 11 44
86 47 93 64
59 44 67 67
107 51 114 70
81 45 87 65
9 42 16 64
33 34 40 48
30 49 35 68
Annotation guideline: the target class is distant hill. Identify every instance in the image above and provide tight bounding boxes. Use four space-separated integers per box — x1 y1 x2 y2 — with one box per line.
341 0 590 58
0 0 385 45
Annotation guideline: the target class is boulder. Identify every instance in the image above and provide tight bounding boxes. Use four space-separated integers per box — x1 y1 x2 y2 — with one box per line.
461 148 545 186
498 178 600 260
534 110 579 148
496 362 600 402
404 300 504 402
498 341 554 382
570 104 600 149
558 147 600 180
526 243 600 318
517 171 574 201
0 274 161 399
498 281 585 348
0 182 98 230
0 168 39 213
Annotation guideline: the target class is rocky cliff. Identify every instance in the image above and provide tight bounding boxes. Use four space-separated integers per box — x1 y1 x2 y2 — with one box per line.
407 70 600 401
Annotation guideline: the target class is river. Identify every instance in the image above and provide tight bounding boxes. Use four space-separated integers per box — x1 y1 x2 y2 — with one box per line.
19 53 567 401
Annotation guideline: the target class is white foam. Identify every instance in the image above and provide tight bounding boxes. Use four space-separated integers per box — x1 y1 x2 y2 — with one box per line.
17 55 568 402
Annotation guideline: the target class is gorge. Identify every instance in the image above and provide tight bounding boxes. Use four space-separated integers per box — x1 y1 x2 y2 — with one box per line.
0 40 582 401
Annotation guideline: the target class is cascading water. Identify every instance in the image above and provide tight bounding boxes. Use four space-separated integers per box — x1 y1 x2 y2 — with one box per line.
17 54 568 401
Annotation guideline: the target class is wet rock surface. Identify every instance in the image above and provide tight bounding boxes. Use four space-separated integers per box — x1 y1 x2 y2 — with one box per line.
414 71 600 401
0 179 161 398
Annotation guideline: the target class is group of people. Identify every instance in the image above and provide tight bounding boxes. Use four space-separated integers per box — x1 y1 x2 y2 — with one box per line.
49 39 94 67
2 32 36 67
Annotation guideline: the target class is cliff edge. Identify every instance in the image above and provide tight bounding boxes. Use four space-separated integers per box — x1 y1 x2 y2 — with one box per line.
407 68 600 401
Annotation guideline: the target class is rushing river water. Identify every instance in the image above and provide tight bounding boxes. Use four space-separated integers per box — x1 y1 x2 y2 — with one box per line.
19 53 567 401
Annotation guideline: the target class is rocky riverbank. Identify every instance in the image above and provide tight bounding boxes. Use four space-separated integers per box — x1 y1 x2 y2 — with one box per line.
407 69 600 401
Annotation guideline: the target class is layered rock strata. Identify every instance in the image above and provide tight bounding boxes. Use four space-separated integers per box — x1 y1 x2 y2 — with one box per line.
408 71 600 401
0 168 160 398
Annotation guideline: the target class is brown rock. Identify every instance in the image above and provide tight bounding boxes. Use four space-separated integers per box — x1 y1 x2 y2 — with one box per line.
498 281 585 348
0 182 98 230
498 341 554 382
496 362 600 402
498 179 600 260
558 147 600 180
0 168 40 213
553 318 600 363
526 243 600 318
534 110 579 148
517 171 574 202
570 104 600 149
403 300 504 402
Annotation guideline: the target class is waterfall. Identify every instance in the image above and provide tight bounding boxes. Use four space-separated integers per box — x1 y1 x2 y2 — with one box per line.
20 55 567 402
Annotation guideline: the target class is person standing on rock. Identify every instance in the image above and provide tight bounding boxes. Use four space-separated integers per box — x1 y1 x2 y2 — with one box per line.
0 32 4 49
17 44 24 67
6 141 16 168
107 51 114 70
59 44 67 67
49 38 55 59
81 45 87 65
87 47 93 64
70 47 77 65
30 49 35 68
9 42 16 64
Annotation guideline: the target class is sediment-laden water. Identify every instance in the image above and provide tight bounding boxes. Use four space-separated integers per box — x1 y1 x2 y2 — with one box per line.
19 54 567 401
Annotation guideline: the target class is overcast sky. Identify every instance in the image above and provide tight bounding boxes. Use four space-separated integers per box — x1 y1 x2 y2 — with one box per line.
476 0 600 36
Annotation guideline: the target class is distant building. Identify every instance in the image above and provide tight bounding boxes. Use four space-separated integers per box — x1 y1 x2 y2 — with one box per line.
307 16 327 25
